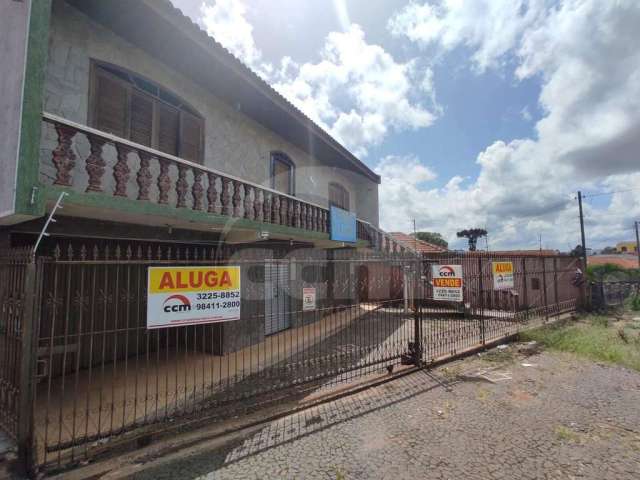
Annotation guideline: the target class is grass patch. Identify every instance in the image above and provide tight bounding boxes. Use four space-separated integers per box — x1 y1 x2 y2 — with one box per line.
554 425 581 443
481 348 515 363
520 315 640 371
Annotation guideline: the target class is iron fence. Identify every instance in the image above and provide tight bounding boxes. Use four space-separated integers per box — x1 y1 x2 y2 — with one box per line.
0 244 583 474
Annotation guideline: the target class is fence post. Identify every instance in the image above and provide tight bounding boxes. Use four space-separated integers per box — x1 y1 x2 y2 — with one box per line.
542 257 549 321
413 262 422 366
553 257 559 316
522 258 528 316
18 254 41 474
478 256 485 345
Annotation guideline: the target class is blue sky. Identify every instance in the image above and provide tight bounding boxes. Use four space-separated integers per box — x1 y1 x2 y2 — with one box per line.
171 0 640 251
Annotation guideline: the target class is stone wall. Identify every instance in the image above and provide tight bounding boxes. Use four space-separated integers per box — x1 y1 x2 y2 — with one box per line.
41 0 379 226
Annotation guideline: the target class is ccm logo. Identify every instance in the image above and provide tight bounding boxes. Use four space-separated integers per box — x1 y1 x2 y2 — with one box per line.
163 294 191 313
438 266 456 277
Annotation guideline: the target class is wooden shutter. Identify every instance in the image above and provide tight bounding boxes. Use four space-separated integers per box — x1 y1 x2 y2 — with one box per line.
94 70 128 138
130 91 153 147
179 110 203 163
157 103 179 156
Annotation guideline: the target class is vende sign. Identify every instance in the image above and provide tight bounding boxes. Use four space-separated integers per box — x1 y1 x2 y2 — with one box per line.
431 264 463 302
492 261 514 290
147 266 241 329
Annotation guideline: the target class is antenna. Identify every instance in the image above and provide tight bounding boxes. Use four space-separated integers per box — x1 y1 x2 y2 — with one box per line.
34 191 68 254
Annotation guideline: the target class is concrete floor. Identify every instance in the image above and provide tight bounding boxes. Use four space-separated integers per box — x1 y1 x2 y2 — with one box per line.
33 306 540 468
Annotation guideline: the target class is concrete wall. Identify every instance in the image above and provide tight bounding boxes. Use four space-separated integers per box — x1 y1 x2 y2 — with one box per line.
0 0 31 221
40 0 379 226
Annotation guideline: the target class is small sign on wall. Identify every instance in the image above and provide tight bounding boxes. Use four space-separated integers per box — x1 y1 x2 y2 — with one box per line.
492 261 515 290
147 266 241 329
302 287 317 311
431 264 464 302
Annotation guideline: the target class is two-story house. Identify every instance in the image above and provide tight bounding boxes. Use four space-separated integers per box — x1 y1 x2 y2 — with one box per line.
0 1 415 469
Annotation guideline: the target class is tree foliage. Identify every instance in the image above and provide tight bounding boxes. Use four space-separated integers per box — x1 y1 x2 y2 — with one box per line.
456 228 487 251
570 245 584 257
411 231 448 249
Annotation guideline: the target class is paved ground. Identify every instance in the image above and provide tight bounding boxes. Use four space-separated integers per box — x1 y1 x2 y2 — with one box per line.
128 344 640 480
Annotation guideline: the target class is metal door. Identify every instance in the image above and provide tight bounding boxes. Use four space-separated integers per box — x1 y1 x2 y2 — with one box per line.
264 261 290 335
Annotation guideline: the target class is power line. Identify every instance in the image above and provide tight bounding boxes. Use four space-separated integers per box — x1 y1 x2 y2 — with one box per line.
581 187 640 199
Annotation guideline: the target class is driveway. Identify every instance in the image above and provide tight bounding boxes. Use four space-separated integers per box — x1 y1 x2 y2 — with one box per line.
128 344 640 480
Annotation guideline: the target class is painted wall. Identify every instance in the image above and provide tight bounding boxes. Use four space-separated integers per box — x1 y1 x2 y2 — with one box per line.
0 0 31 221
40 0 379 226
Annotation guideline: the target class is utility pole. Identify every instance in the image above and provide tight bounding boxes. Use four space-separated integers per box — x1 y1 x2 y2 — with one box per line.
413 219 417 253
635 220 640 268
577 191 587 269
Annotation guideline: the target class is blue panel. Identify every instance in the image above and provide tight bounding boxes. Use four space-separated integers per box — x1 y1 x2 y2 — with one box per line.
330 206 357 243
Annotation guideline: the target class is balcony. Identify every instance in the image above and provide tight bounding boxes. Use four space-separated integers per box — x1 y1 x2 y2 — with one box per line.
40 113 387 247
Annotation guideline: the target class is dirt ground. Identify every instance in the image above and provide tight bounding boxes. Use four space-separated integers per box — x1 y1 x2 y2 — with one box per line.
114 336 640 480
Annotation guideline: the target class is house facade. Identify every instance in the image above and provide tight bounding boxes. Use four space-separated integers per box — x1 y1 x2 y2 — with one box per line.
0 0 413 345
0 0 400 253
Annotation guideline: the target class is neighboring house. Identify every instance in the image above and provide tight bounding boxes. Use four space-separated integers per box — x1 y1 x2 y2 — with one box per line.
388 232 448 254
616 241 638 254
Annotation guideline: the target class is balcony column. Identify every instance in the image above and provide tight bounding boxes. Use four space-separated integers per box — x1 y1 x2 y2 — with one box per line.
176 164 189 208
52 124 77 186
157 159 171 204
221 177 232 216
192 169 204 211
244 185 254 220
232 180 242 217
207 173 221 214
254 189 264 222
263 192 272 223
113 144 131 197
85 134 106 192
136 152 153 200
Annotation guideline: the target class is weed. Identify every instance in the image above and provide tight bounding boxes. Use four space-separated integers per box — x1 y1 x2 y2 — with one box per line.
476 387 490 401
618 328 629 344
590 315 609 328
481 348 514 363
440 364 462 380
520 315 640 371
555 425 581 442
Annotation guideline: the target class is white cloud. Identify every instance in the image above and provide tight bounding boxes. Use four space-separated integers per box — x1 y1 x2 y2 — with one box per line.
272 24 437 156
201 0 262 67
389 0 547 72
382 0 640 250
195 1 437 157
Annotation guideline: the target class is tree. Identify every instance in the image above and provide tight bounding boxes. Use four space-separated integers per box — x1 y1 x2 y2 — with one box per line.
569 245 584 257
456 228 487 251
411 231 448 249
601 246 617 254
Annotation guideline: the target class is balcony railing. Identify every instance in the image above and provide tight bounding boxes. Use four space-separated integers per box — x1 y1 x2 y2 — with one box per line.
41 113 386 246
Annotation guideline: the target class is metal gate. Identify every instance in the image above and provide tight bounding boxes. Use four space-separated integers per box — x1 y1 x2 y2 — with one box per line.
264 261 291 335
0 247 40 470
0 244 585 474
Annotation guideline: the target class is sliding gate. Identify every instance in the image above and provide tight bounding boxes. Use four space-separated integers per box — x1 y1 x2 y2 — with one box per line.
0 245 583 475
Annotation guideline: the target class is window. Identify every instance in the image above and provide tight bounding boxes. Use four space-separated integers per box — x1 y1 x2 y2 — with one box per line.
329 182 350 211
270 152 294 195
531 278 541 290
90 62 204 163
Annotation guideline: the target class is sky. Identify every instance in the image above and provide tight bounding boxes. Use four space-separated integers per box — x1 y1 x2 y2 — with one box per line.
170 0 640 252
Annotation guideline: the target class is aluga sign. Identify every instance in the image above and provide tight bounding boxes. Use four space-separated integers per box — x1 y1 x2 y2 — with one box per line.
147 266 241 329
